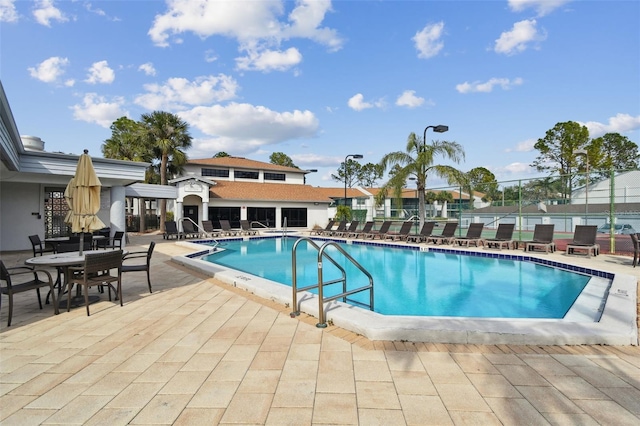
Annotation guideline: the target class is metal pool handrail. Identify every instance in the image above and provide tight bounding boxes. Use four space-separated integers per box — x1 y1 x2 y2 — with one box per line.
290 237 374 328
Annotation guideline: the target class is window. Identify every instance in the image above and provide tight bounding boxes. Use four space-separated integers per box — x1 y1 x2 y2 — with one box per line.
282 208 308 228
201 168 229 178
234 170 259 179
264 172 286 181
247 207 276 228
209 207 241 229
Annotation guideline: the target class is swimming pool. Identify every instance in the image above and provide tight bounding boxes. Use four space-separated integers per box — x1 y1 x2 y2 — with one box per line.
202 237 589 319
173 236 638 345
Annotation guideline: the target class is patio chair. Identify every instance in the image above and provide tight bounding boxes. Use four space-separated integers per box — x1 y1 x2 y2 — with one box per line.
67 250 123 316
523 224 556 253
0 260 59 326
350 221 374 238
483 223 516 250
28 235 55 257
311 220 335 236
336 221 359 238
219 220 240 236
121 242 155 294
202 220 222 238
181 219 201 239
327 220 347 237
96 231 125 249
163 221 180 240
363 220 393 240
426 222 458 245
631 233 639 267
453 223 484 247
406 222 436 243
566 225 599 257
384 221 413 241
240 220 258 235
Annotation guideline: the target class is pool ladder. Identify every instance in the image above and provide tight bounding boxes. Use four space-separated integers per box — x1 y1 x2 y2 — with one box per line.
290 237 374 328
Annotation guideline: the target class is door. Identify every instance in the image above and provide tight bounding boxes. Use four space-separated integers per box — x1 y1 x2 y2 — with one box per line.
183 206 198 226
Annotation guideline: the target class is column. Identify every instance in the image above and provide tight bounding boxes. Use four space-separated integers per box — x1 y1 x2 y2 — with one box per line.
202 201 209 221
110 186 126 247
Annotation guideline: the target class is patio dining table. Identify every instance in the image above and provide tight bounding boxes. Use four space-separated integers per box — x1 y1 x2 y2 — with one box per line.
25 248 125 309
45 235 106 251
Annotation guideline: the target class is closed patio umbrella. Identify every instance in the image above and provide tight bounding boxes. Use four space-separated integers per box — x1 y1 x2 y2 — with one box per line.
64 149 105 254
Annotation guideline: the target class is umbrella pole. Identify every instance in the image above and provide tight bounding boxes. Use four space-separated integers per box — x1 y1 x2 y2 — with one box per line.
79 229 84 255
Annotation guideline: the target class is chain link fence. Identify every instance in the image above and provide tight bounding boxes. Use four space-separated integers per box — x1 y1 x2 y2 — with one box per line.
398 169 640 254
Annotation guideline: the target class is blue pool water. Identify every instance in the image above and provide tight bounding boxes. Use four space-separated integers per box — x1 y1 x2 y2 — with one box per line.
202 237 591 319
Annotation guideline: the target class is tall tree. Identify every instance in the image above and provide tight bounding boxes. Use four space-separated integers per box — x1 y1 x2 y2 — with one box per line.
269 152 297 168
378 132 465 229
102 117 149 162
213 152 230 157
466 167 499 202
331 159 363 188
102 117 152 232
141 111 192 232
358 163 384 187
531 121 589 200
589 133 639 178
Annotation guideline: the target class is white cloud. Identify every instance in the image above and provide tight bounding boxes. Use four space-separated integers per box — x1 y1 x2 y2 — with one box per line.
505 138 536 152
0 0 18 22
495 19 546 55
71 93 127 128
181 102 319 154
579 113 640 138
204 50 218 63
456 77 523 94
493 162 536 176
138 62 156 76
396 90 425 108
147 0 342 73
290 153 339 168
413 21 445 59
27 56 69 83
348 94 371 111
134 74 239 110
347 93 384 111
85 60 115 84
32 0 67 27
508 0 571 17
236 47 302 72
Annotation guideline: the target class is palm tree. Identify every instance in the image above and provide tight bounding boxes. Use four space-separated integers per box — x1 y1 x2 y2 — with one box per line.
379 132 465 229
141 111 192 232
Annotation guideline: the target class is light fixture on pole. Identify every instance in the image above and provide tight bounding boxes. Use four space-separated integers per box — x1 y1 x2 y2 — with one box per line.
423 125 449 148
344 154 363 208
418 124 448 228
573 149 589 225
303 169 317 185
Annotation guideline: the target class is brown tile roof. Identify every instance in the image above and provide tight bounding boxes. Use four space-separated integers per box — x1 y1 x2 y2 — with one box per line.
311 187 366 199
189 156 304 173
366 187 472 200
210 180 333 203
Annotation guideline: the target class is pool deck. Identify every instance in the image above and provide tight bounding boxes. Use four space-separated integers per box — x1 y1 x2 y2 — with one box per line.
1 232 639 425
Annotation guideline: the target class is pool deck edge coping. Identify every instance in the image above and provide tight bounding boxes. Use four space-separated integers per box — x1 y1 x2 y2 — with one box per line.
172 238 638 346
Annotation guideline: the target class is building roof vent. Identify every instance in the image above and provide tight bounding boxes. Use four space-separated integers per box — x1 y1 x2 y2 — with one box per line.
21 135 45 152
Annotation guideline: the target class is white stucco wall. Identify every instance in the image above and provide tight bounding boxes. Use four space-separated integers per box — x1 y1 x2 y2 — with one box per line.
0 182 46 251
0 182 115 252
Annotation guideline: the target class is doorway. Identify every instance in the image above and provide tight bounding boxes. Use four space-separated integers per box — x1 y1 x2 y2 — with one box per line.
183 205 198 225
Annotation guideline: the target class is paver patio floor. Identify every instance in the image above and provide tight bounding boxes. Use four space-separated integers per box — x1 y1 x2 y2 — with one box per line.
1 234 639 425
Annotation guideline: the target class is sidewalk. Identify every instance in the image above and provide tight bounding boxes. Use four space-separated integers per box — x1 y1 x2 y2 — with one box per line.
1 233 639 425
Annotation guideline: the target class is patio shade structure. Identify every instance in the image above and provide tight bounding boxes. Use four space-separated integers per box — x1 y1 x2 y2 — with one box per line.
64 150 105 254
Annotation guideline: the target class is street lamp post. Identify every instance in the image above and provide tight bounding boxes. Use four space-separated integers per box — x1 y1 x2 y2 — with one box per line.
574 149 589 225
344 154 363 216
417 124 448 229
303 169 317 184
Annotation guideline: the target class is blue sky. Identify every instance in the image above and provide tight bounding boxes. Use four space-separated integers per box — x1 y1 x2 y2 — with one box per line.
1 0 639 188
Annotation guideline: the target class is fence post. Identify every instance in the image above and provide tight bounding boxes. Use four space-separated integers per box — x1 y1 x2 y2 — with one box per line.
517 180 522 243
610 169 615 254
